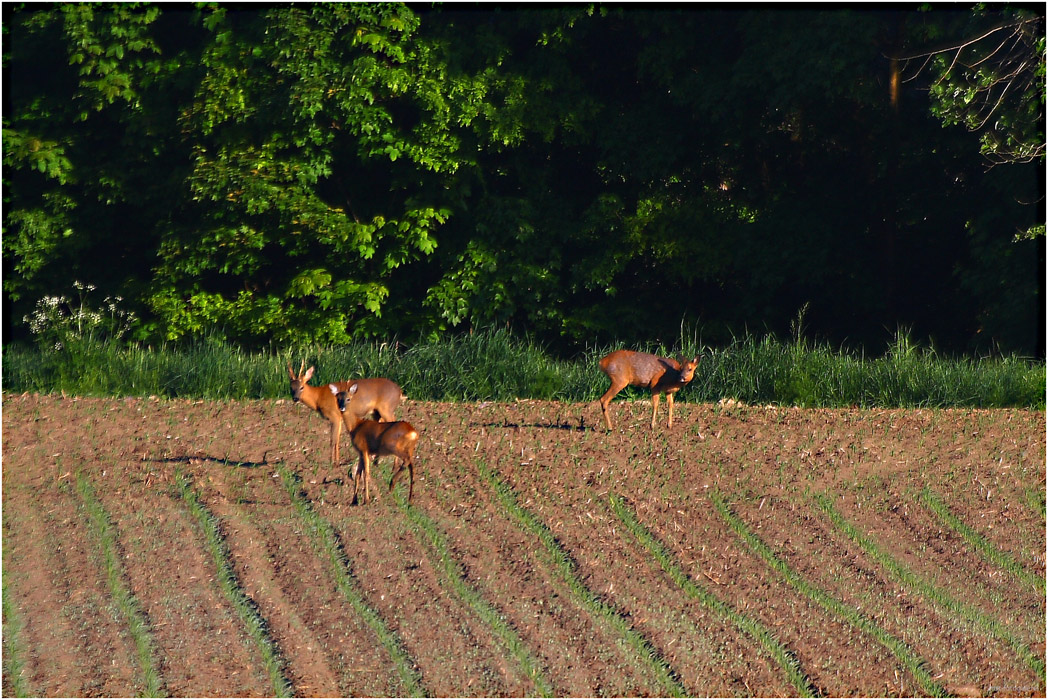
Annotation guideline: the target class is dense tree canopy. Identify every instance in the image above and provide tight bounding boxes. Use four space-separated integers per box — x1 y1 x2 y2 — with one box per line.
3 4 1044 355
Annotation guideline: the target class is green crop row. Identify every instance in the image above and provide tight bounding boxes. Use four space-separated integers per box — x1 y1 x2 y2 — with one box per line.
76 473 165 697
393 491 555 697
277 466 427 698
815 493 1046 678
477 459 690 698
176 475 294 698
711 492 949 697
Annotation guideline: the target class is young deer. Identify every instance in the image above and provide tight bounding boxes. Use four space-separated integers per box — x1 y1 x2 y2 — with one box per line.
286 363 402 477
338 385 418 505
598 350 700 431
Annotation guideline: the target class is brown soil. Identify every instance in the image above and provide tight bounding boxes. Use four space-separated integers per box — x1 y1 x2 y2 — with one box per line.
2 393 1044 697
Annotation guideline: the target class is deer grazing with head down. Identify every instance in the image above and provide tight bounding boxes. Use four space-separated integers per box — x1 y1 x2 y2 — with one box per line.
598 350 700 431
286 362 404 478
337 385 419 505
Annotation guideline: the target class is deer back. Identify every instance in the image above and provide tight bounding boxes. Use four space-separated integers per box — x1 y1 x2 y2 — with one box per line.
337 378 403 421
350 419 418 461
599 350 671 388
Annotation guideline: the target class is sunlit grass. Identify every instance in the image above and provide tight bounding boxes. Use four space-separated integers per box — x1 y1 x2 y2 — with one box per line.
2 327 1043 407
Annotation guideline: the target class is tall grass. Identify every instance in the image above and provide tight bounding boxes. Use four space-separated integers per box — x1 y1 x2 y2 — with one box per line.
2 328 1043 407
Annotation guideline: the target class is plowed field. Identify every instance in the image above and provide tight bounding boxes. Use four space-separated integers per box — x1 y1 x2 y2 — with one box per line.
2 392 1044 697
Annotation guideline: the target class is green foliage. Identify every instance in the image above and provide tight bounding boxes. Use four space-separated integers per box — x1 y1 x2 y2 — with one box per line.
922 10 1045 165
2 5 1043 355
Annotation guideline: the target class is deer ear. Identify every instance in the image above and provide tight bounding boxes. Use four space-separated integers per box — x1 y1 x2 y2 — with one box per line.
349 383 359 396
329 384 339 395
303 366 315 381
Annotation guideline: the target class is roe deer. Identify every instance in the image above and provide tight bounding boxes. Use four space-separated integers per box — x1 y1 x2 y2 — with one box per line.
337 377 404 423
338 386 418 505
598 350 700 430
287 362 355 475
286 363 401 475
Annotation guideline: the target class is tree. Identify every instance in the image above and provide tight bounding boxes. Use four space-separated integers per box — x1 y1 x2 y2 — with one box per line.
902 7 1045 167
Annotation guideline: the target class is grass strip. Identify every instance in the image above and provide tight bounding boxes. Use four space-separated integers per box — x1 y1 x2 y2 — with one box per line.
392 490 555 698
609 494 818 697
4 327 1043 408
277 466 426 698
2 581 32 698
176 474 293 698
477 459 688 698
920 488 1046 595
711 491 948 697
815 492 1046 679
76 473 166 697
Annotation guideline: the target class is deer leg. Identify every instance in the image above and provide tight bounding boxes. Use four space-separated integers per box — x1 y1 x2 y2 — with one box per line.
599 381 629 430
363 453 372 504
406 458 414 504
331 420 342 478
351 456 364 506
650 392 660 431
389 459 404 492
667 392 675 427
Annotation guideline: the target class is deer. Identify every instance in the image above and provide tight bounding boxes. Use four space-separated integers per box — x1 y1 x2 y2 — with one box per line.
286 363 403 478
598 350 700 431
337 385 418 505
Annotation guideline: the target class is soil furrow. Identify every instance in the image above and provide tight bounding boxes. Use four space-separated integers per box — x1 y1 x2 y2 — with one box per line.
2 393 1043 697
2 482 140 697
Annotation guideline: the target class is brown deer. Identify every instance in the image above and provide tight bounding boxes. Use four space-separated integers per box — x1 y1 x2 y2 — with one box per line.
286 363 402 477
338 386 418 505
598 350 700 430
337 377 404 423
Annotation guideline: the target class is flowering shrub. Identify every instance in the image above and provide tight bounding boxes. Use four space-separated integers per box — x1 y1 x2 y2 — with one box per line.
23 281 137 351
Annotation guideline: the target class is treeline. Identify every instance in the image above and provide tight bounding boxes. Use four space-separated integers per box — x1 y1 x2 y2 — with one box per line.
3 4 1045 356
